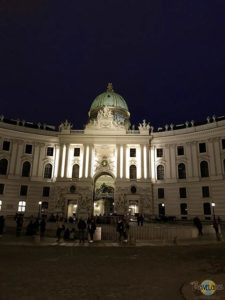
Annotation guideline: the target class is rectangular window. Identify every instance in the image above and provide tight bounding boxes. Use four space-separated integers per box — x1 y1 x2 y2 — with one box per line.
18 201 26 212
25 144 32 154
20 185 28 196
0 200 2 211
157 148 163 157
47 147 54 156
177 146 184 156
42 186 50 197
2 141 10 151
202 186 210 198
158 188 164 199
179 187 187 198
0 184 4 195
74 148 80 157
130 148 136 157
199 143 206 153
222 139 225 150
180 203 188 215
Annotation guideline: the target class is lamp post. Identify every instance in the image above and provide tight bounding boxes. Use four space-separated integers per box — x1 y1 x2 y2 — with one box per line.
38 201 42 219
211 202 215 219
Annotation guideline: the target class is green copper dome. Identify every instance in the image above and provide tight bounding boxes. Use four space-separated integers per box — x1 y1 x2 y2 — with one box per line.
90 83 129 112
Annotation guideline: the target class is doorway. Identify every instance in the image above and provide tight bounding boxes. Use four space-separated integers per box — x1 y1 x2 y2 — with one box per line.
94 173 114 216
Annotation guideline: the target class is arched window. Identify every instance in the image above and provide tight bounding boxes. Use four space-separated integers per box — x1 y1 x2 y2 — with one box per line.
0 159 8 175
130 165 137 179
72 164 79 178
157 165 164 180
203 202 211 215
22 161 31 177
178 163 186 179
180 203 188 215
200 161 209 178
18 201 26 212
44 163 52 179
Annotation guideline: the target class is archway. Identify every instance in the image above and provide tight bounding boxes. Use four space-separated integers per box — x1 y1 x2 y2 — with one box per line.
94 173 114 216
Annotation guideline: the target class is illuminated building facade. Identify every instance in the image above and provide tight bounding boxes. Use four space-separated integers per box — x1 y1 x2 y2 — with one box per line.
0 83 225 220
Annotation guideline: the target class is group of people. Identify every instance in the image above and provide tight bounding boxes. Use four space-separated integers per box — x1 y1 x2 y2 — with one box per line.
193 216 222 241
26 216 46 237
56 216 97 243
14 213 47 237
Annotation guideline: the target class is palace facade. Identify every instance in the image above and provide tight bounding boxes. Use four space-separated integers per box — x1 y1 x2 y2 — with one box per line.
0 84 225 220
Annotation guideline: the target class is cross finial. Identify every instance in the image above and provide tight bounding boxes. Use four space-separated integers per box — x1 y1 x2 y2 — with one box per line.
107 82 113 91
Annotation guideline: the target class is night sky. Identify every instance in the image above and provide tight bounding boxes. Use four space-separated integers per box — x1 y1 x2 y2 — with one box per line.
1 0 225 129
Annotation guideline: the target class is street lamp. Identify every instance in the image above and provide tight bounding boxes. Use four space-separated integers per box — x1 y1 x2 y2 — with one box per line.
38 201 42 219
211 202 215 219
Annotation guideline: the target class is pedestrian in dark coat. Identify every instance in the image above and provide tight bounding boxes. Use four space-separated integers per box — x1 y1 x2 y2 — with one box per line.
117 218 124 241
88 219 96 243
77 218 86 243
40 217 46 237
0 215 5 236
193 217 203 236
16 214 23 236
26 219 34 236
213 218 221 241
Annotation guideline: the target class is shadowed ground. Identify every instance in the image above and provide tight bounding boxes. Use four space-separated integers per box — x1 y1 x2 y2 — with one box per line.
0 243 225 300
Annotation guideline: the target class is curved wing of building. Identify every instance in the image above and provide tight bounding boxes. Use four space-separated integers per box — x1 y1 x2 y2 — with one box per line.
0 84 225 221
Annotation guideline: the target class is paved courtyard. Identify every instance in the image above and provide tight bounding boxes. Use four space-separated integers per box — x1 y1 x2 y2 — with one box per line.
0 241 225 300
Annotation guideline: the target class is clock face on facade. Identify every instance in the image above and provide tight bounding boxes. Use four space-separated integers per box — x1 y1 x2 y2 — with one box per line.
101 160 108 167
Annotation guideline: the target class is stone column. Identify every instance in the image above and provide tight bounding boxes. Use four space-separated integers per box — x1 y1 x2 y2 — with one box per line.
170 144 176 179
146 145 150 179
82 145 87 178
214 138 222 175
117 145 121 178
15 141 24 175
58 144 64 178
64 144 70 178
165 144 171 179
88 144 93 178
191 142 199 177
123 144 126 179
9 140 18 175
208 139 216 177
32 142 40 177
54 145 60 178
151 146 155 180
37 144 45 177
141 144 144 179
186 142 193 178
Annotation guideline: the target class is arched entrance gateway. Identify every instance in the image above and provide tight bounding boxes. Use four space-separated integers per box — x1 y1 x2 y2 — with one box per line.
93 173 114 216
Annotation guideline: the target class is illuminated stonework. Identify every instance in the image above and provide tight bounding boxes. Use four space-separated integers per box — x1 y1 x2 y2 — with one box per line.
0 85 225 220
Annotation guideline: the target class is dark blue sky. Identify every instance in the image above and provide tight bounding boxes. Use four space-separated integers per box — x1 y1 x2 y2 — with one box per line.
1 0 225 129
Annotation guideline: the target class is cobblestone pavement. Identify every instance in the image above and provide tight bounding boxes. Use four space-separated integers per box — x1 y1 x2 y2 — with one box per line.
0 238 225 300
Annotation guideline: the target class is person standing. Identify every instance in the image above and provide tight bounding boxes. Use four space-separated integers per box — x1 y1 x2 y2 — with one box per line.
56 217 64 242
213 217 221 241
193 217 203 236
0 215 5 237
139 214 144 226
123 218 130 242
40 217 46 237
117 218 124 242
16 214 23 236
88 219 96 243
77 218 86 244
